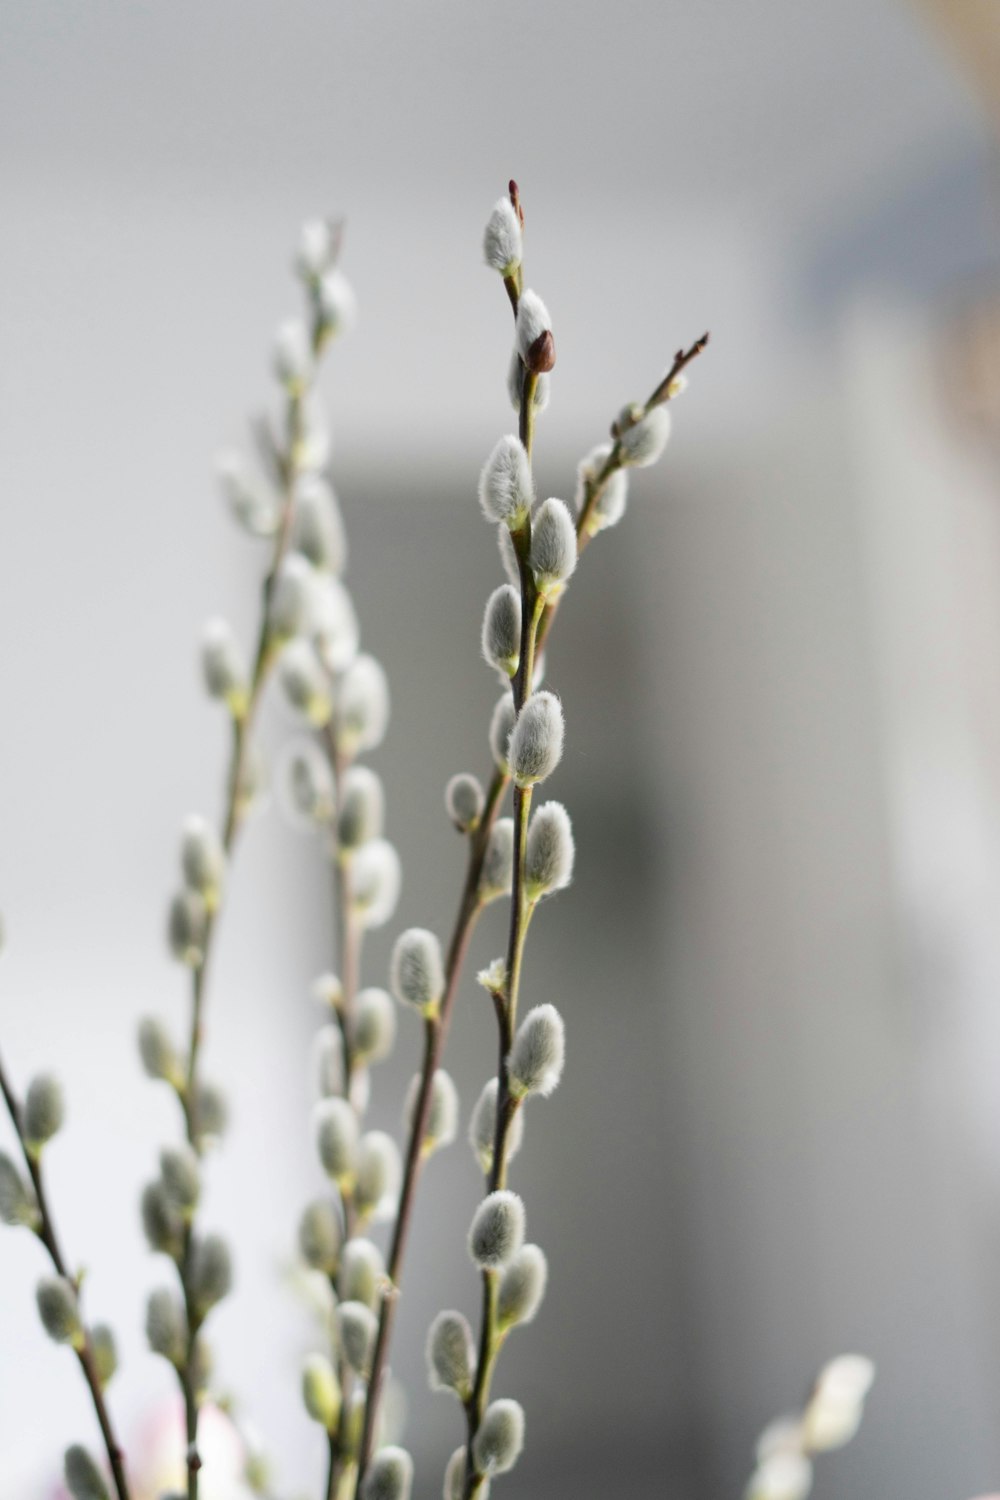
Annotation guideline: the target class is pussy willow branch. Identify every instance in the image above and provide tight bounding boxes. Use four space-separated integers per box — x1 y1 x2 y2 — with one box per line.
0 1051 132 1500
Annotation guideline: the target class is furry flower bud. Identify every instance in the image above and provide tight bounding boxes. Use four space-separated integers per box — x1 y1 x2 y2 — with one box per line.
270 555 321 642
138 1017 181 1085
90 1324 118 1386
353 987 397 1064
180 817 225 908
478 436 533 529
390 928 444 1015
337 1300 378 1378
339 1237 385 1308
802 1354 875 1452
468 1078 523 1176
318 269 358 337
405 1069 459 1155
195 1081 229 1144
292 474 348 574
516 290 555 374
316 1097 359 1185
0 1151 38 1227
145 1287 187 1364
482 585 521 678
190 1234 233 1315
336 654 390 754
529 498 577 597
273 317 313 390
508 1005 565 1099
314 574 361 673
303 1352 341 1430
525 801 574 900
445 772 485 833
575 444 628 534
483 198 522 275
159 1145 200 1215
427 1310 475 1400
338 767 385 849
362 1446 413 1500
351 839 402 930
201 618 249 716
474 1399 525 1476
478 818 514 903
23 1074 64 1149
297 218 336 280
279 640 333 726
443 1448 475 1500
141 1180 183 1259
489 695 517 773
36 1275 82 1346
167 889 207 967
64 1446 111 1500
298 1197 342 1276
746 1453 812 1500
216 452 278 538
277 738 336 828
469 1190 525 1270
508 351 550 417
355 1131 401 1222
618 404 671 467
508 691 564 788
498 1244 548 1329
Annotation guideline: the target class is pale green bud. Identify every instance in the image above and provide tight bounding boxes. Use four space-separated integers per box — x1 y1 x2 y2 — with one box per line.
279 639 333 727
444 1447 485 1500
479 436 533 528
474 1399 524 1476
336 1299 377 1378
277 738 335 829
336 654 390 755
20 1074 64 1151
145 1287 187 1365
216 451 279 538
302 1352 341 1430
233 742 268 822
353 987 396 1064
36 1275 83 1346
159 1145 200 1215
64 1445 111 1500
138 1017 181 1085
313 574 361 673
351 839 402 930
529 498 577 597
508 691 564 788
190 1233 233 1315
445 772 485 833
338 767 385 849
618 404 671 467
0 1150 38 1228
525 801 574 900
497 1244 548 1330
426 1309 475 1400
314 1024 344 1098
316 1098 359 1185
273 317 313 391
361 1445 413 1500
575 444 628 535
270 554 321 641
201 618 249 717
405 1069 459 1155
390 928 444 1015
508 1005 565 1099
355 1131 401 1222
317 268 358 338
489 694 517 773
468 1191 525 1270
180 816 226 906
481 585 521 678
468 1079 523 1176
339 1237 384 1308
292 474 348 574
195 1081 229 1144
140 1180 183 1259
90 1323 118 1387
478 818 514 904
298 1197 342 1275
167 889 207 967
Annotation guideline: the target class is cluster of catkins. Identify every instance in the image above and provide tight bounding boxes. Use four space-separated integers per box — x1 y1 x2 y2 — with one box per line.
744 1355 876 1500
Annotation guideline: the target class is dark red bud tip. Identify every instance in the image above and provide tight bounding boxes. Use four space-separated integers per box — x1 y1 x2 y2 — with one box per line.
526 330 556 374
509 179 524 229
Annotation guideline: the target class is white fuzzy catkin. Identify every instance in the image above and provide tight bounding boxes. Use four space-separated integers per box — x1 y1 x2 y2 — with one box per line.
745 1453 813 1500
216 451 279 538
90 1323 118 1386
525 801 575 899
297 218 336 279
351 839 402 930
137 1017 179 1084
167 890 207 967
159 1145 200 1213
529 498 577 597
497 522 520 587
405 1069 459 1153
338 766 385 849
508 1005 565 1098
292 474 348 574
140 1180 183 1257
0 1151 37 1226
277 738 336 829
479 818 515 903
36 1276 82 1344
339 1237 385 1308
489 694 517 773
313 1024 344 1098
316 1097 360 1183
23 1074 64 1148
482 585 521 677
483 198 522 274
302 1352 340 1430
180 816 226 904
195 1081 228 1144
145 1287 187 1364
443 1448 486 1500
336 653 390 754
618 404 672 467
190 1234 233 1313
473 1398 525 1476
270 554 322 641
507 351 550 416
478 436 533 529
273 316 313 389
426 1309 475 1399
279 639 333 727
497 1244 548 1329
337 1299 378 1378
353 987 397 1064
575 443 629 534
445 772 485 832
355 1130 402 1221
64 1445 111 1500
801 1355 875 1452
515 290 552 366
508 691 564 788
297 390 333 473
468 1190 525 1269
201 617 248 713
318 268 358 336
298 1198 342 1275
362 1446 413 1500
313 574 361 674
390 928 445 1014
468 1078 524 1176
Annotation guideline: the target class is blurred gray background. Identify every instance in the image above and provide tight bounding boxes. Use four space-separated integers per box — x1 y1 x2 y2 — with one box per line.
4 1 1000 1496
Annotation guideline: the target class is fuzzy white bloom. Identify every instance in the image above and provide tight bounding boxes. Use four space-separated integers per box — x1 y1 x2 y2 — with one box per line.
801 1355 875 1453
353 987 397 1063
336 653 390 754
482 585 521 678
167 889 207 967
279 639 333 726
575 443 629 535
297 390 333 473
351 838 402 930
0 1151 37 1227
427 1309 476 1399
507 351 550 417
478 435 533 529
339 1237 385 1308
530 498 577 597
315 1097 359 1184
474 1398 525 1476
233 741 268 822
23 1074 64 1149
390 928 445 1014
755 1418 803 1463
313 574 361 674
37 1275 82 1345
745 1453 813 1500
362 1446 413 1500
298 1198 342 1275
618 404 672 467
64 1445 111 1500
277 738 336 830
273 317 313 390
497 522 520 587
138 1017 181 1085
313 1024 344 1098
498 1243 548 1329
405 1069 459 1154
216 451 279 537
318 269 358 337
479 817 514 903
180 816 226 907
159 1145 200 1214
483 198 522 274
292 474 348 574
338 766 385 849
337 1300 378 1378
200 617 249 715
355 1130 401 1221
469 1190 525 1270
302 1352 340 1430
525 801 575 899
190 1233 233 1314
145 1286 187 1364
468 1077 524 1175
508 691 564 788
445 772 485 833
489 694 517 773
443 1448 483 1500
297 218 336 279
271 553 323 642
508 1005 565 1098
516 289 553 362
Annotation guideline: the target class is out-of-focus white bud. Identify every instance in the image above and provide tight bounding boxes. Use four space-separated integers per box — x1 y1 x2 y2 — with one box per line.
190 1234 233 1315
468 1078 524 1176
337 1300 378 1378
516 290 555 375
313 971 344 1010
159 1145 200 1216
525 801 574 900
313 1024 343 1098
233 742 268 823
138 1017 181 1086
508 691 564 788
195 1081 229 1145
279 640 333 727
478 818 514 904
0 1151 38 1227
274 317 314 391
292 474 348 574
353 987 397 1064
298 1197 342 1275
405 1069 459 1155
145 1287 187 1364
336 654 390 755
338 767 385 849
297 218 337 280
316 1097 359 1185
313 574 361 674
64 1445 111 1500
745 1453 813 1500
361 1446 413 1500
443 1448 482 1500
317 269 358 338
530 498 577 598
445 772 485 833
575 444 628 535
23 1074 64 1150
216 452 279 538
618 404 672 467
270 554 321 642
483 198 522 275
469 1190 525 1270
390 929 445 1015
498 1243 548 1329
180 816 226 909
277 739 336 830
351 839 402 930
167 889 207 967
427 1309 475 1400
36 1275 83 1346
507 351 550 417
339 1237 385 1308
478 436 533 529
489 694 517 773
508 1005 565 1099
474 1399 525 1476
296 390 332 473
90 1324 118 1387
302 1352 341 1430
801 1355 875 1453
482 585 521 678
355 1131 401 1222
201 618 249 716
140 1180 183 1259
